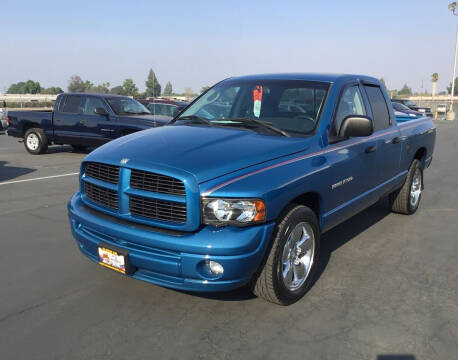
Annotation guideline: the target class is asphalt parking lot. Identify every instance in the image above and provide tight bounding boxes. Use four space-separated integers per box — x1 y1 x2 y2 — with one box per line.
0 122 457 360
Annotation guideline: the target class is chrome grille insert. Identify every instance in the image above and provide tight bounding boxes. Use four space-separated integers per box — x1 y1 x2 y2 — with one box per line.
84 182 118 210
129 195 187 223
130 169 185 196
85 162 119 184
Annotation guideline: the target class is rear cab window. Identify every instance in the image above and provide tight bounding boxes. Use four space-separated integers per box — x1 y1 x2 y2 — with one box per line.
61 95 82 114
364 85 390 131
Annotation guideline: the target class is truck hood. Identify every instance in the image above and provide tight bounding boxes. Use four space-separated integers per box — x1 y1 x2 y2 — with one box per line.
86 125 312 183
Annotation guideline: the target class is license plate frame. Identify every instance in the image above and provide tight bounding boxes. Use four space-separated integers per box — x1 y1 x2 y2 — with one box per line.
97 242 132 275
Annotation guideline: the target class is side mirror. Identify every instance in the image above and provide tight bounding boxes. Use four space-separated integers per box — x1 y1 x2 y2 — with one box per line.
338 116 373 138
94 107 109 116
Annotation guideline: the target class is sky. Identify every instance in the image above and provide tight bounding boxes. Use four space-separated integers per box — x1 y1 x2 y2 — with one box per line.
1 0 456 94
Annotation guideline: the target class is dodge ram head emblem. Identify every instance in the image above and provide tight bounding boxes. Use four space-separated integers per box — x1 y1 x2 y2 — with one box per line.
120 158 129 165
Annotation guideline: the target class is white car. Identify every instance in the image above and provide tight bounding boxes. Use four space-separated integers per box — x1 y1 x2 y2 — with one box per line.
436 104 447 114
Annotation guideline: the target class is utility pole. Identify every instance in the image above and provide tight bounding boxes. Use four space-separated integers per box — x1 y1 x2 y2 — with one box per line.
447 2 458 120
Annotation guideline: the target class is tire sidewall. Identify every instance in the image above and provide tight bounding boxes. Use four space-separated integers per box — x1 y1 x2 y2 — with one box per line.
272 206 320 304
408 160 423 213
24 129 44 154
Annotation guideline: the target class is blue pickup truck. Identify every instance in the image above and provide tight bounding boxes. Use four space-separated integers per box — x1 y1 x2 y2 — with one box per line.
6 93 171 154
68 73 436 305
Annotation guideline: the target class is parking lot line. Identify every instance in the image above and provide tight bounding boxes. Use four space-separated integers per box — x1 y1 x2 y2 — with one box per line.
0 172 79 186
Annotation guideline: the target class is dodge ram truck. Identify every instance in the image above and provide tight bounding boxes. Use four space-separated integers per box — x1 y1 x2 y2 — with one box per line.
7 93 171 154
68 73 436 305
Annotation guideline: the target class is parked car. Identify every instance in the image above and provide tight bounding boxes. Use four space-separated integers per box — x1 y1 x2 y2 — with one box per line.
68 73 436 305
436 103 447 114
139 99 189 118
391 98 433 117
0 109 8 132
7 93 171 154
391 101 423 117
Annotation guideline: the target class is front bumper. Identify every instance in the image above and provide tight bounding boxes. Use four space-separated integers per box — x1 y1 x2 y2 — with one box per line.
68 193 275 292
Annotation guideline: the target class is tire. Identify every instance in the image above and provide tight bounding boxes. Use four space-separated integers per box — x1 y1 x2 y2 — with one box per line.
249 204 320 305
24 128 48 155
71 145 87 152
390 159 423 215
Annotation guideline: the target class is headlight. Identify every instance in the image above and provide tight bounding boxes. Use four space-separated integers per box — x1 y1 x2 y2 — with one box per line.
418 109 425 112
202 198 266 226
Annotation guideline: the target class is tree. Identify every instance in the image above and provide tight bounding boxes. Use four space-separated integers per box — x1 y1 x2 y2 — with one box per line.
163 81 173 96
7 82 26 94
7 80 40 94
110 86 125 95
447 77 458 96
397 84 412 97
431 73 439 97
68 75 92 92
122 78 138 97
200 86 211 94
88 82 110 94
41 86 64 94
145 69 161 97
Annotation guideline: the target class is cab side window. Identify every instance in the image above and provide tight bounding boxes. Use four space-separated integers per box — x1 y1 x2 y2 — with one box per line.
364 85 390 131
83 97 108 115
334 85 366 134
62 95 82 114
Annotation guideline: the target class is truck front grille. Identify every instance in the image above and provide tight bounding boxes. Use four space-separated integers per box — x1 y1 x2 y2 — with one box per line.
129 195 187 223
130 169 185 196
85 162 119 184
84 182 118 210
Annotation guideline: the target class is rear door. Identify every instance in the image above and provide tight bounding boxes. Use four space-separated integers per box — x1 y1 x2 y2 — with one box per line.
79 95 115 146
362 84 401 188
53 95 83 144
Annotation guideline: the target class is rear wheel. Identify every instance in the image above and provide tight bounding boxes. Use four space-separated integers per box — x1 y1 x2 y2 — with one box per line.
249 205 320 305
390 159 423 214
24 128 48 154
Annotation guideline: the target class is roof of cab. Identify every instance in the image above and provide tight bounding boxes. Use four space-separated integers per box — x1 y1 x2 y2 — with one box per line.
225 73 379 84
61 93 130 98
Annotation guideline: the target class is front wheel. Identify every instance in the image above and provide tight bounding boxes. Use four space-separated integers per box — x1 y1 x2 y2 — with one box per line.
24 128 48 154
249 205 320 305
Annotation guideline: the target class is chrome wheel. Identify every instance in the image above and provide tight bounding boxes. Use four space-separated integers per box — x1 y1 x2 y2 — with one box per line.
281 222 315 291
26 133 39 151
410 168 422 208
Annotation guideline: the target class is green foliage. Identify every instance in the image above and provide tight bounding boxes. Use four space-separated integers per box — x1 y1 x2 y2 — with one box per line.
145 69 161 97
397 84 412 97
41 86 64 94
200 86 211 94
68 75 93 92
110 86 125 95
88 82 110 94
163 81 173 96
7 80 41 94
431 73 439 83
122 79 138 97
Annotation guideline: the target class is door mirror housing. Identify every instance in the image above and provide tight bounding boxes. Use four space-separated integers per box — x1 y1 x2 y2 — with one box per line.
94 107 109 116
338 116 373 138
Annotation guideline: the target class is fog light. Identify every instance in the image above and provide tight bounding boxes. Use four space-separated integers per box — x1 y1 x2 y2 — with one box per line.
207 260 224 275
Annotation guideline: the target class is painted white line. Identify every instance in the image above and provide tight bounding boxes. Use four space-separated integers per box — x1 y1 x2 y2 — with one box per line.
0 172 79 186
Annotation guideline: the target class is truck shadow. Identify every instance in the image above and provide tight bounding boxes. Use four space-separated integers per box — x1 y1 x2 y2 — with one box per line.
0 160 36 182
183 201 391 303
377 355 416 360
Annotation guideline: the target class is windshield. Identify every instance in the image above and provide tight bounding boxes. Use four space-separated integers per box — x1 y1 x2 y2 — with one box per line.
393 102 410 111
178 79 329 135
106 98 151 115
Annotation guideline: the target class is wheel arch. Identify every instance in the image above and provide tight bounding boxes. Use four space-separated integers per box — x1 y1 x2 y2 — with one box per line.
413 146 427 168
285 191 322 229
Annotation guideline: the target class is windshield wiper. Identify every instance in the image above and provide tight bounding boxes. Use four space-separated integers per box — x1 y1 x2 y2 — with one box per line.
218 117 290 137
174 115 214 126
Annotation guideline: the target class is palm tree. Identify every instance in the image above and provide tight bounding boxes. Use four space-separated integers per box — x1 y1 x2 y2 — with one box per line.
431 73 439 97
